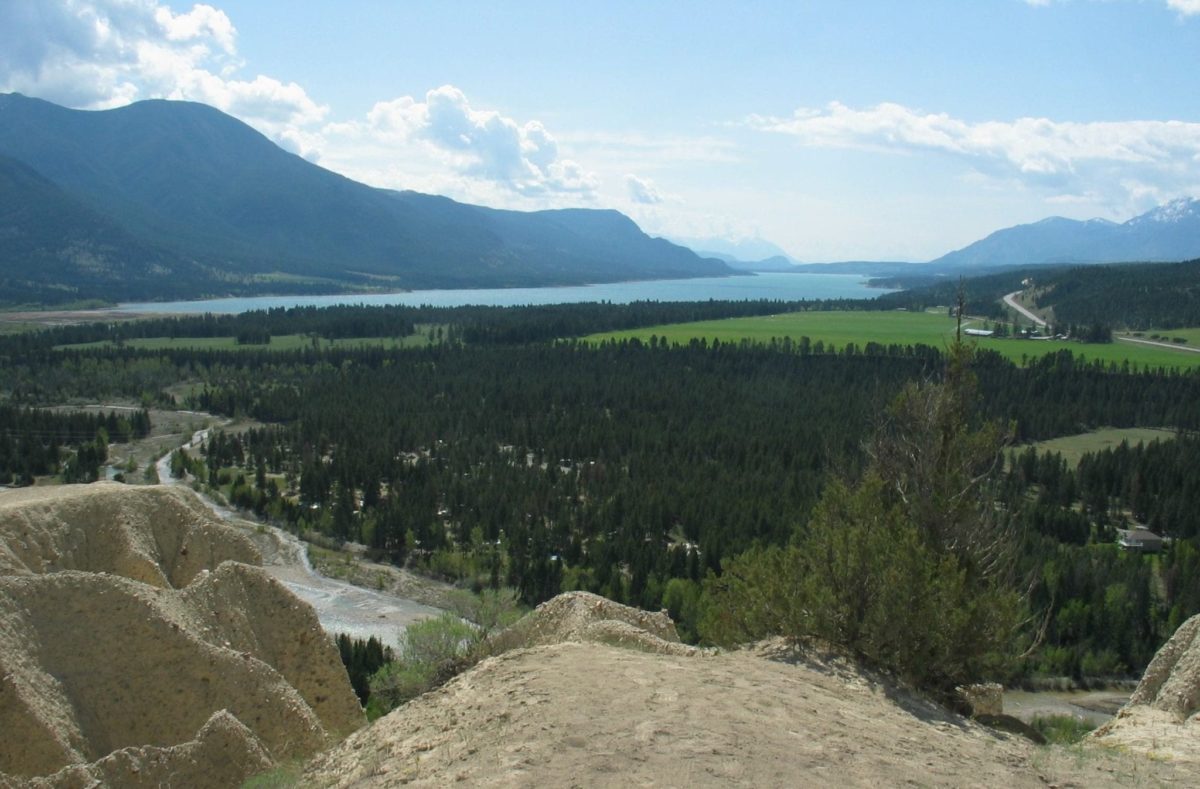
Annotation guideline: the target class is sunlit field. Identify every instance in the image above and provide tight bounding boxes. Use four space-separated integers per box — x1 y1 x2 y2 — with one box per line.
588 310 1200 370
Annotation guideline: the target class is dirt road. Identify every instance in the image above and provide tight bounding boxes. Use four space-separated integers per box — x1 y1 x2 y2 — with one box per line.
1003 290 1048 327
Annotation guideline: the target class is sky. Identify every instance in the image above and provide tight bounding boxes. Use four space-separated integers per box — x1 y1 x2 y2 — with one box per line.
2 0 1199 262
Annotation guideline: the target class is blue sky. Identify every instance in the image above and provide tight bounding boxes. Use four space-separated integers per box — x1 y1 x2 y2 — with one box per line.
2 0 1199 261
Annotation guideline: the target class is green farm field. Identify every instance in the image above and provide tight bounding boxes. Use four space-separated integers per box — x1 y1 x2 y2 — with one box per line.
587 310 1200 370
1123 327 1200 345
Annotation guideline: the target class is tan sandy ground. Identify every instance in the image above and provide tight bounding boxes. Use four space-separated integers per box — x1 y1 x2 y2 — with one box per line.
0 483 364 787
0 482 260 583
1092 613 1200 765
304 596 1197 788
305 545 461 612
0 309 164 328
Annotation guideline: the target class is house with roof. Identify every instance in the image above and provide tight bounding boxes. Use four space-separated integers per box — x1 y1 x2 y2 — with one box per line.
1117 528 1165 553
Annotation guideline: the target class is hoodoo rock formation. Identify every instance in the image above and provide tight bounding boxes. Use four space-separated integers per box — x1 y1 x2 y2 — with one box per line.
0 483 363 787
1092 613 1200 762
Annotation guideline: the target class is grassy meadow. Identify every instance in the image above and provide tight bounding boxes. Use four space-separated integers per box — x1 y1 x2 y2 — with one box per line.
1124 327 1200 345
1016 427 1177 468
587 310 1200 370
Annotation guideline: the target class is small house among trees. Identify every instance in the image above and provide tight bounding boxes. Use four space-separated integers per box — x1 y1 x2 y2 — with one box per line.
1117 528 1165 553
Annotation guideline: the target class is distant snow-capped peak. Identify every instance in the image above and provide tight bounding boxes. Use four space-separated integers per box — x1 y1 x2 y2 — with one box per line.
1128 197 1200 225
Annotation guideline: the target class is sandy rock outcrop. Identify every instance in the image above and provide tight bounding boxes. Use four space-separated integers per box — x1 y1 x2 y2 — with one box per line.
2 711 273 789
0 483 260 587
181 562 365 739
0 484 363 786
488 590 702 656
1092 613 1200 762
304 601 1190 788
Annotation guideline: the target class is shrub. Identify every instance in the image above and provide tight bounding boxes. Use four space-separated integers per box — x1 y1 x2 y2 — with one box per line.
701 342 1023 693
241 763 302 788
367 589 524 716
661 578 704 643
1079 648 1125 678
701 474 1020 690
1030 714 1095 745
369 613 475 712
445 586 523 637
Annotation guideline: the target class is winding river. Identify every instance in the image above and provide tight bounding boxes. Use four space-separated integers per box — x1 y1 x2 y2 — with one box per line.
157 425 441 647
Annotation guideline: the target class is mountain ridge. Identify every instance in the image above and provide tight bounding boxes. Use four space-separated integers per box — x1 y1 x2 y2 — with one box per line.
0 93 730 305
930 198 1200 268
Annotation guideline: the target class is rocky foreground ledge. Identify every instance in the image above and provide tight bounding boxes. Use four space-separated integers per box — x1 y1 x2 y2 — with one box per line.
1092 612 1200 764
3 484 1198 788
302 591 1197 788
0 484 363 787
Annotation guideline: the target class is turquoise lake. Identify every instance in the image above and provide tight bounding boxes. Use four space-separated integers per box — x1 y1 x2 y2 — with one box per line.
119 272 894 314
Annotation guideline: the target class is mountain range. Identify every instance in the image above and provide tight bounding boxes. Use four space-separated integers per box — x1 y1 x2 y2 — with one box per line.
929 199 1200 268
682 198 1200 275
2 92 1198 306
669 236 794 265
0 93 730 305
711 200 1200 273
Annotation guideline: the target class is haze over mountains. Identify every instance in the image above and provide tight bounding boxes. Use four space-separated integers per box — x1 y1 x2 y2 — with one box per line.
684 200 1200 273
929 199 1200 268
0 93 730 305
1 92 1199 306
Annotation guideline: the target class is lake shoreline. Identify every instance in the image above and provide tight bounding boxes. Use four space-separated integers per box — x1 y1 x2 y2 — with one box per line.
114 271 895 315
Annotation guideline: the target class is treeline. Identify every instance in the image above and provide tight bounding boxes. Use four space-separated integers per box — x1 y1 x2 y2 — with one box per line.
1003 435 1200 678
3 298 896 354
0 352 189 406
8 305 418 349
876 258 1200 331
195 341 948 605
335 634 393 706
183 342 1200 609
176 337 1200 681
875 269 1032 318
1032 259 1200 330
1073 435 1200 539
449 298 885 344
973 350 1200 440
0 406 149 484
5 301 1200 682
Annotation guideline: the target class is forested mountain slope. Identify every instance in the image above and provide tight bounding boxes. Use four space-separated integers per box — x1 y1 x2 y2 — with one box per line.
0 93 729 304
879 258 1200 329
930 199 1200 268
0 154 213 304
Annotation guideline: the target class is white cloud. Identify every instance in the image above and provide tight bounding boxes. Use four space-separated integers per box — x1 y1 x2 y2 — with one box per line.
334 85 598 198
1024 0 1200 15
155 4 235 52
748 102 1200 212
1168 0 1200 15
625 174 664 204
0 0 326 142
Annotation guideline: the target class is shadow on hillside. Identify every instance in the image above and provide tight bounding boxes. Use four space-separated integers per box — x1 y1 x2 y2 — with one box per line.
755 638 974 731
